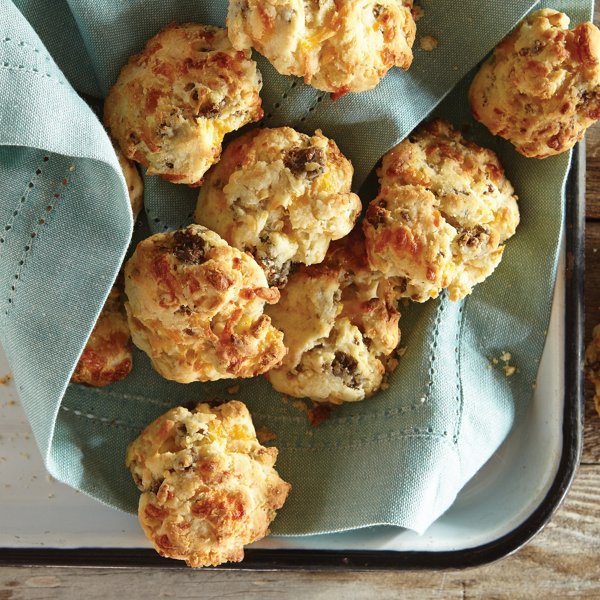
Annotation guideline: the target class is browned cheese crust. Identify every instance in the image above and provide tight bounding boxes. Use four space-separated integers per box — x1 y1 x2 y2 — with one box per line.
363 119 520 302
104 23 263 185
126 400 291 567
123 225 286 383
115 146 144 221
71 285 133 387
469 9 600 158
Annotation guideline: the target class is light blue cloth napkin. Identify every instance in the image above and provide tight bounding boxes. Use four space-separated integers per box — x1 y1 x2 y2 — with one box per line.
0 0 589 535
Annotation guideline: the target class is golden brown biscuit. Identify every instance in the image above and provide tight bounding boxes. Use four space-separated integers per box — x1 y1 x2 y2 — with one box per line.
363 119 519 302
265 231 400 404
126 400 291 567
104 23 263 185
586 323 600 417
227 0 416 96
195 127 361 286
469 9 600 158
116 146 144 221
71 286 133 387
123 225 286 383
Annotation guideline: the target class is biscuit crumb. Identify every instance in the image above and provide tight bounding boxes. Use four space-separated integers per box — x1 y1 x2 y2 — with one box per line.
0 373 11 385
308 404 333 427
256 426 277 443
412 5 425 21
226 385 240 395
381 382 390 391
419 35 438 51
500 351 512 362
397 346 407 358
292 399 308 413
503 365 517 377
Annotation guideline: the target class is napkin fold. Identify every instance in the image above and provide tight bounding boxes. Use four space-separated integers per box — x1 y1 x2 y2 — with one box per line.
0 0 589 535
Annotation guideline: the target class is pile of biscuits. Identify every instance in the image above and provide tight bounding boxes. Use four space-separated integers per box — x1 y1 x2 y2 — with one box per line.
70 5 600 567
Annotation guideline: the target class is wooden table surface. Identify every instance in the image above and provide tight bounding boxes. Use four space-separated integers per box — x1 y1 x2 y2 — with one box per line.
4 27 600 600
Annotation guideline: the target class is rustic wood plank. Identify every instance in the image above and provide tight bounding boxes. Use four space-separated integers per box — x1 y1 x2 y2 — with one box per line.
583 222 600 463
2 465 599 599
586 128 600 220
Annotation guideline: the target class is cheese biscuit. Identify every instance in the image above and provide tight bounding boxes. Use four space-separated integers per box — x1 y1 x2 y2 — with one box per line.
363 119 519 301
227 0 416 96
123 225 286 383
126 400 291 567
195 127 361 286
266 231 400 404
104 23 263 185
470 9 600 158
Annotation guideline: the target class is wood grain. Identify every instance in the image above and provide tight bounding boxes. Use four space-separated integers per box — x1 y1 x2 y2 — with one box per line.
2 467 600 599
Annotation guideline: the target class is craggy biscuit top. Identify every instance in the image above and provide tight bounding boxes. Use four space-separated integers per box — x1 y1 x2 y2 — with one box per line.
265 231 401 404
126 400 291 567
123 225 286 383
586 324 600 418
104 23 263 185
227 0 415 95
195 127 362 286
363 119 519 302
71 285 133 387
115 146 144 221
469 9 600 158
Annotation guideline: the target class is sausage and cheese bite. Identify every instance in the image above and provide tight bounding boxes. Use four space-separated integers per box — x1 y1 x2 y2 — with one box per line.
469 9 600 158
227 0 416 96
71 286 133 387
116 146 144 221
195 127 362 286
586 324 600 417
363 119 519 302
123 225 286 383
104 23 263 186
126 400 291 568
265 232 401 404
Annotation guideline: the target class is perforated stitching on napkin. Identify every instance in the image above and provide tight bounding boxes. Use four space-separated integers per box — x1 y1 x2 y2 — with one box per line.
145 206 193 231
5 163 71 316
271 429 455 451
70 384 174 409
59 400 454 448
299 92 326 123
452 303 466 445
60 405 142 432
262 80 299 124
0 62 65 85
1 36 52 62
0 157 47 248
